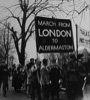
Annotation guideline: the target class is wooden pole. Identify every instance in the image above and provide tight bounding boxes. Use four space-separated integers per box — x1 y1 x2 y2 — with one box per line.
76 24 78 67
89 0 90 32
34 0 39 60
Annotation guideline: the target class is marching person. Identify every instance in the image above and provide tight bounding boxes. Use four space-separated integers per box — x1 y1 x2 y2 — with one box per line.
29 59 41 100
41 58 50 100
0 63 3 90
49 59 61 100
26 58 35 97
2 63 9 97
35 60 42 100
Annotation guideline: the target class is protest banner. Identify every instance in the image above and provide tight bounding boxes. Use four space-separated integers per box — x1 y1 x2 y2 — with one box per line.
76 25 90 48
35 16 74 53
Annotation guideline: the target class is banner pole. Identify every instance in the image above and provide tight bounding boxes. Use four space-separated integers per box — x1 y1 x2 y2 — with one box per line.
89 0 90 49
89 0 90 31
76 24 78 67
34 0 39 60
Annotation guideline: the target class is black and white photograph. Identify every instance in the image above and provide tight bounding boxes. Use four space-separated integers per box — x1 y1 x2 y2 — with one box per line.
0 0 90 100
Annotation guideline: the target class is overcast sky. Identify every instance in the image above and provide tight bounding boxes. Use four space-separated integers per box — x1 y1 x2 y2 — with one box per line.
0 0 17 6
0 0 89 63
0 0 37 63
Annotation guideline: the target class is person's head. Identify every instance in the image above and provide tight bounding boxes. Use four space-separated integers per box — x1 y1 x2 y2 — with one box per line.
3 64 8 69
42 58 48 66
36 61 41 69
30 58 34 64
51 59 56 64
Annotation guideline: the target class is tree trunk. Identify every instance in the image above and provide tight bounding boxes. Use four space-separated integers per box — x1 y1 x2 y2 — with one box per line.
19 36 26 66
19 53 25 66
17 38 26 66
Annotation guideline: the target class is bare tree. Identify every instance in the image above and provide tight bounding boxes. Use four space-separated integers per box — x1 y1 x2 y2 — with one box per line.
0 22 13 65
52 0 89 24
0 0 58 65
0 0 89 65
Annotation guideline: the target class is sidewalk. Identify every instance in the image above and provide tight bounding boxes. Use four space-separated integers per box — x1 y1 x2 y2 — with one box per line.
1 79 90 100
0 80 28 100
0 80 68 100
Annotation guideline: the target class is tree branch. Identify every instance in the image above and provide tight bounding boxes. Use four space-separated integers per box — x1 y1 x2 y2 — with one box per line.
25 22 35 42
26 19 34 35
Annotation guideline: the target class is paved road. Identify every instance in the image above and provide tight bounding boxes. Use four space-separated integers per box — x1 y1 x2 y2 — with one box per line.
0 80 90 100
0 80 28 100
0 80 68 100
83 85 90 100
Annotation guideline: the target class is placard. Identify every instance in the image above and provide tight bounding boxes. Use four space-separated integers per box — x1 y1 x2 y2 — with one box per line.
35 16 74 53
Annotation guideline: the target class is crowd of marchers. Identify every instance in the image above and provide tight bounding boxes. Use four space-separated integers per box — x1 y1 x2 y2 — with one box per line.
11 58 62 100
0 54 90 100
